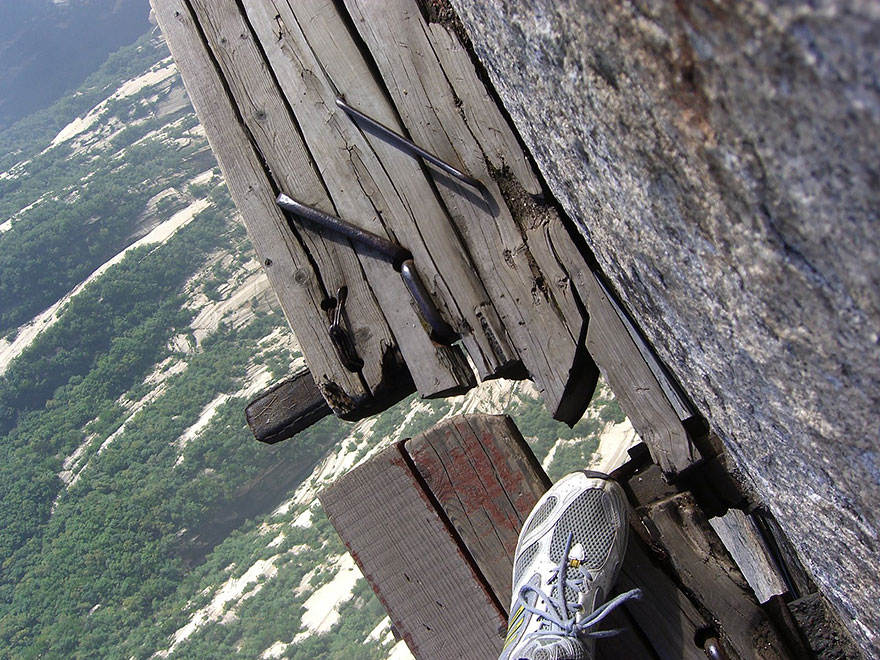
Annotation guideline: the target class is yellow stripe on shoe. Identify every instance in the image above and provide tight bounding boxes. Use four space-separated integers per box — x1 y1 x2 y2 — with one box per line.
503 605 526 649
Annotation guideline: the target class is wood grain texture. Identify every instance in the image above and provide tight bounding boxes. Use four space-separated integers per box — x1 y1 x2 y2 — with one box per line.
601 277 696 423
404 414 550 607
184 0 474 401
151 0 373 416
244 0 516 383
709 508 788 604
596 603 661 659
319 441 506 660
245 369 332 444
643 493 796 660
616 530 709 660
549 220 700 477
343 0 591 421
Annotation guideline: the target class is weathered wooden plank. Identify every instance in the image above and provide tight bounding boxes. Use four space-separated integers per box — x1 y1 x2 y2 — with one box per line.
152 0 380 417
709 508 788 604
404 414 550 606
752 508 815 600
344 0 591 422
319 441 506 660
490 172 605 424
184 0 474 400
643 493 796 660
596 602 661 659
421 20 541 195
599 276 696 423
548 220 700 477
244 369 333 444
242 0 517 383
622 463 681 510
616 531 709 660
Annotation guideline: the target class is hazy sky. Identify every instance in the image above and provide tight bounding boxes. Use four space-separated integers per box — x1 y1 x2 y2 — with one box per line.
0 0 152 130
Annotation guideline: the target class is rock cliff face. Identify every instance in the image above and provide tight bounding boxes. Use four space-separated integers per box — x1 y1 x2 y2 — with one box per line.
450 1 879 656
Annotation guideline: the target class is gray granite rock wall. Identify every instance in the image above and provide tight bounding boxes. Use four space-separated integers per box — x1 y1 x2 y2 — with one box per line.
449 1 879 656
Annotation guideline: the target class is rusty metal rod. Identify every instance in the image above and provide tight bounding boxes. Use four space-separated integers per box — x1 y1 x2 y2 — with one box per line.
335 97 482 190
276 193 411 267
276 193 459 345
400 259 458 345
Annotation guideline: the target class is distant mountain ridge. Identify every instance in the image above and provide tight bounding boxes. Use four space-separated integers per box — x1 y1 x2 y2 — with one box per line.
0 0 152 131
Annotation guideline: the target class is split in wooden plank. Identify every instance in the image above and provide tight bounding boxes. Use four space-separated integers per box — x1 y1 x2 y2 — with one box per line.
404 414 550 606
183 0 474 403
152 0 398 419
492 171 602 423
641 493 798 660
343 0 593 422
421 19 541 195
319 441 507 660
547 220 701 478
243 0 518 383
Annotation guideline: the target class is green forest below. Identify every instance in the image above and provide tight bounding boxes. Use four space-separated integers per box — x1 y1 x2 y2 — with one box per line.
0 30 625 660
0 33 212 336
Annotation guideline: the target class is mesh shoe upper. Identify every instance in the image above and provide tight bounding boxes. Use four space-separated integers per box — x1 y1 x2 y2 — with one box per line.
499 471 641 660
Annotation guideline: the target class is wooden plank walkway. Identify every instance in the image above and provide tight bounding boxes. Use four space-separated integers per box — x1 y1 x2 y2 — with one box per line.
153 0 418 419
154 0 704 479
149 4 832 659
320 415 810 659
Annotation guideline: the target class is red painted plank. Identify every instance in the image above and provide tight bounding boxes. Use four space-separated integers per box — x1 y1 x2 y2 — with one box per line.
319 441 506 659
405 414 550 607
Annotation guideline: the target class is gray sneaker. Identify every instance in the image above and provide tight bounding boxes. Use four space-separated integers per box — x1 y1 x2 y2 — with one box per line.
499 471 641 660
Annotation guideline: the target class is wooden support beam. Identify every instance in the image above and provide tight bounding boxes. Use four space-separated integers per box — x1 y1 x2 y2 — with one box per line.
642 493 797 660
244 369 333 444
319 441 507 659
404 414 550 606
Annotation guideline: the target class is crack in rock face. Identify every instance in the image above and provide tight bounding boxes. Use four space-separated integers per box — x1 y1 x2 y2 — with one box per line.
449 1 880 657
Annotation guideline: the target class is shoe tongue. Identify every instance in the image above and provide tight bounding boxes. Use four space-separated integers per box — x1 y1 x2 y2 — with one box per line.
520 635 588 660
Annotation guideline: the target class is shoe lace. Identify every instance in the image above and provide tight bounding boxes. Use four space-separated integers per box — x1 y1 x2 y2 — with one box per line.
518 531 642 645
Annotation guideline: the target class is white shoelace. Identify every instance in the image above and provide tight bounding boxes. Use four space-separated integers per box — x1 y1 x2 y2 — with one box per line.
517 531 642 645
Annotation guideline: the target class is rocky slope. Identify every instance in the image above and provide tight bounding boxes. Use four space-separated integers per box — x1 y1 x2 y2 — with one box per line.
0 0 152 130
